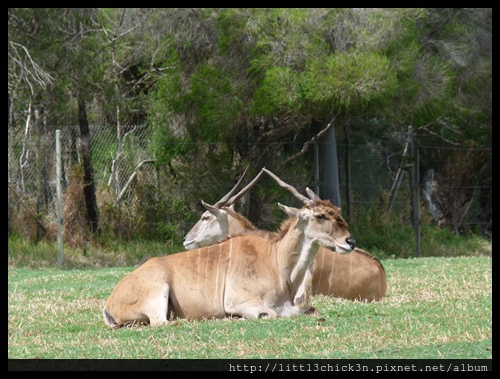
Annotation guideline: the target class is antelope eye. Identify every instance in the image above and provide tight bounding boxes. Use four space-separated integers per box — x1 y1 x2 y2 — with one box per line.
202 216 210 221
315 214 326 220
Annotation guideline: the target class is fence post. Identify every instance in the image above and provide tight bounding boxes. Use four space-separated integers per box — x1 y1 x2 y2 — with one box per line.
414 138 421 257
314 143 320 195
56 130 63 265
344 127 352 222
409 127 421 257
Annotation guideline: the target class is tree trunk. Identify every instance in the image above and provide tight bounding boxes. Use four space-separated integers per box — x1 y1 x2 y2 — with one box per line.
322 125 341 208
78 95 99 234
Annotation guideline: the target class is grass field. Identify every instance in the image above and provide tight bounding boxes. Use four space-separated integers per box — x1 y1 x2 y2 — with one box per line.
8 255 492 363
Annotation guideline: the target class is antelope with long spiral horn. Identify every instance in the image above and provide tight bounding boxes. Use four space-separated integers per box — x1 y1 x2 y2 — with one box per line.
184 168 386 302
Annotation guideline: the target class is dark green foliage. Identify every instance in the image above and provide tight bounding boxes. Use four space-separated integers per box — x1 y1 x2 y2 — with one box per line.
252 67 301 116
8 8 491 248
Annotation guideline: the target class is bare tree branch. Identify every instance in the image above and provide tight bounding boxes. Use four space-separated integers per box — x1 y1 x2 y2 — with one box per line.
417 116 461 146
284 112 341 164
9 41 54 93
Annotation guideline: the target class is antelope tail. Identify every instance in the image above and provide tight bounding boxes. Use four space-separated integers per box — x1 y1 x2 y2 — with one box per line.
103 307 118 328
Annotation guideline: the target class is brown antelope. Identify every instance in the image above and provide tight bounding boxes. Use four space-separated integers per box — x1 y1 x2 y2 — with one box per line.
184 168 386 302
103 188 355 328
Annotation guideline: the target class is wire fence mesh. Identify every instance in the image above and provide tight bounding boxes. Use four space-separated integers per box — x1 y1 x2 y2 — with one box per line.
8 124 157 241
8 124 491 248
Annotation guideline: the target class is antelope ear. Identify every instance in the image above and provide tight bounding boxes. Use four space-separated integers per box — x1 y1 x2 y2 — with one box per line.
278 203 300 218
202 201 223 216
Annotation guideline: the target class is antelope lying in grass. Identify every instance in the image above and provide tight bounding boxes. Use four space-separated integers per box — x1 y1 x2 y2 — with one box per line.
184 168 386 302
103 184 355 328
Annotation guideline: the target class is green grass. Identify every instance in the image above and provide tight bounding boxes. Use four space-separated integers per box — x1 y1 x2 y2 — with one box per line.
8 256 492 359
7 234 182 269
7 220 492 269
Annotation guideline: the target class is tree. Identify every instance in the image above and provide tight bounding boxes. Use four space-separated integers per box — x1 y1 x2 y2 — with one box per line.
9 9 62 241
396 8 491 233
9 8 105 235
8 8 491 241
146 9 404 223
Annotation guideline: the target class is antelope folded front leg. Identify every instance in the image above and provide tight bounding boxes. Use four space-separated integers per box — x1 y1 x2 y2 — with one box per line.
230 299 278 319
141 284 171 326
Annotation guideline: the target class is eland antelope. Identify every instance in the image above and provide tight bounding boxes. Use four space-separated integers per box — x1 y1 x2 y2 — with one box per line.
184 168 386 302
103 189 355 328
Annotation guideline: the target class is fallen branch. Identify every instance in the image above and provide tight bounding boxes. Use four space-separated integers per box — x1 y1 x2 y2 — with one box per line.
115 159 156 204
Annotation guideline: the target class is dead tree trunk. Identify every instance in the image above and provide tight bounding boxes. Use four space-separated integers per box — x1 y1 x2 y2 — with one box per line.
78 95 99 234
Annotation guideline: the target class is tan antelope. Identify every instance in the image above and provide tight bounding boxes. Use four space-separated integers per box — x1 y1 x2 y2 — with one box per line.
184 168 386 302
103 187 355 328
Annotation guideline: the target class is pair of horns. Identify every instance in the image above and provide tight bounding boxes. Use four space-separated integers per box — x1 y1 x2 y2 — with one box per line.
212 166 319 209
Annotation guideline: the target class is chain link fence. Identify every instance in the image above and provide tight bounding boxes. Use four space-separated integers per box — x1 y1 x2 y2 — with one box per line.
8 124 160 242
8 124 491 248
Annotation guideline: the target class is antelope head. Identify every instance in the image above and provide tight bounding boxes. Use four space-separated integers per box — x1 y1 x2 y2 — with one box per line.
183 166 264 250
183 201 232 250
278 201 355 254
263 168 355 254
